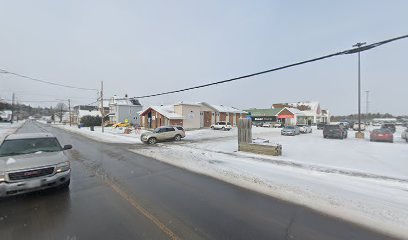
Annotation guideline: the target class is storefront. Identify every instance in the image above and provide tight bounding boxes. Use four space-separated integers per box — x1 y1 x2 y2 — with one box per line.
245 108 283 124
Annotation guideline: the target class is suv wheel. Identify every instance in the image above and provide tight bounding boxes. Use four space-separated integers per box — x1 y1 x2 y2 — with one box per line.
148 137 157 144
211 126 214 129
59 179 70 189
174 134 181 141
222 127 225 131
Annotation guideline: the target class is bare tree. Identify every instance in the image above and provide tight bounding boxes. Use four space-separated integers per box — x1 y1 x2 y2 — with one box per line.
54 102 68 123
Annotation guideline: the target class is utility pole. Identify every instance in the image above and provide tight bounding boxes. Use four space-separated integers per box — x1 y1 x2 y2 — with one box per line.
11 92 15 124
68 99 72 126
365 90 370 124
101 81 104 133
353 42 366 139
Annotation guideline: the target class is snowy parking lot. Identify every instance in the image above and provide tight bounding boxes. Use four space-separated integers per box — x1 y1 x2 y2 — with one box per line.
51 123 408 238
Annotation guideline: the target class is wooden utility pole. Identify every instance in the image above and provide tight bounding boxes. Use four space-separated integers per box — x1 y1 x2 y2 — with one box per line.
68 99 72 126
11 92 15 123
101 81 104 133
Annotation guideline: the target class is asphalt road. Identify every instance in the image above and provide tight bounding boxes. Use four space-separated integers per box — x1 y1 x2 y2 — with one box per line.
0 121 399 240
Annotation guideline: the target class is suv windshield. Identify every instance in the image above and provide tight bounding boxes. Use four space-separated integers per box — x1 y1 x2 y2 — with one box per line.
0 138 62 157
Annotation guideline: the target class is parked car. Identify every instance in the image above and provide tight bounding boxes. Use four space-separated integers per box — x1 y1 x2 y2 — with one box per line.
141 126 186 144
401 128 408 142
381 123 396 133
317 122 326 130
0 133 72 197
113 122 131 128
211 121 232 131
297 124 312 133
261 122 271 128
273 122 283 128
323 124 348 139
339 122 350 129
253 122 263 127
281 126 300 136
370 128 393 143
353 123 366 131
372 122 381 126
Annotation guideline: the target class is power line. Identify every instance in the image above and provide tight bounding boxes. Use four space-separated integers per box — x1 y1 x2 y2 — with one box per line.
121 34 407 100
0 68 98 91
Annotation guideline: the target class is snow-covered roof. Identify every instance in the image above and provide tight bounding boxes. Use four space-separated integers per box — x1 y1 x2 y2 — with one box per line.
109 96 141 106
174 101 202 106
140 105 184 120
272 101 320 111
208 104 247 114
78 109 101 117
285 108 305 115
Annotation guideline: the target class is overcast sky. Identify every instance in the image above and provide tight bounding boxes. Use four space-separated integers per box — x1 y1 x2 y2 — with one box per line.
0 0 407 115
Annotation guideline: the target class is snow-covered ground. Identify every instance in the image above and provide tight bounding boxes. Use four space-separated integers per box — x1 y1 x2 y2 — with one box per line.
0 121 24 142
51 123 408 238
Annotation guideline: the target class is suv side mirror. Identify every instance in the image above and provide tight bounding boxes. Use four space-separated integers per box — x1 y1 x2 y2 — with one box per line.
63 145 72 150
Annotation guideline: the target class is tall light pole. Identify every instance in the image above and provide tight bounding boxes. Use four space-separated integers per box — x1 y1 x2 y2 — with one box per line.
353 42 366 138
365 90 370 124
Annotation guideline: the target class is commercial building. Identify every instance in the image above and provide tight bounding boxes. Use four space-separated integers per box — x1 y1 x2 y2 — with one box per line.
246 107 306 126
271 101 330 124
140 102 247 129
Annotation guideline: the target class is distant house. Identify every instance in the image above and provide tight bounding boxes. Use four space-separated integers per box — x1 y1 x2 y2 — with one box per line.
108 95 143 125
139 102 247 129
72 105 105 125
0 110 12 122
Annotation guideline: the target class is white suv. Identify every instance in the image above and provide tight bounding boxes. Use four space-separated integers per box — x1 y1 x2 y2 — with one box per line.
211 122 232 131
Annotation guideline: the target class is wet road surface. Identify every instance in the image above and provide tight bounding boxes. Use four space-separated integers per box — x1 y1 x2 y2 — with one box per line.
0 121 399 240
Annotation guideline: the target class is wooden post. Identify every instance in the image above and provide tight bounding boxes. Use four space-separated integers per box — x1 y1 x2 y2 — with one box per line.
68 99 71 126
101 81 104 133
238 118 252 150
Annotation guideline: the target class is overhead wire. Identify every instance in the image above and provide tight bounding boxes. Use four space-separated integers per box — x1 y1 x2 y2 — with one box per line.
0 68 98 91
114 34 407 100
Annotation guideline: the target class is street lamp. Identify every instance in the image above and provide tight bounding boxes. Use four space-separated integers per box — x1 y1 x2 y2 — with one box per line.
353 42 366 139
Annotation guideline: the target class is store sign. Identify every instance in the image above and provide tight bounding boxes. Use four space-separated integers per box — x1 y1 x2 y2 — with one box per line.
252 117 275 121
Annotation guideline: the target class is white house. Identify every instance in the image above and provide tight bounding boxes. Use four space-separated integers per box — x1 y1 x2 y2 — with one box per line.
108 95 143 125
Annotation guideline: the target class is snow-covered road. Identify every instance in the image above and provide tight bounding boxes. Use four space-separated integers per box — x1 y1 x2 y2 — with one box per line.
52 123 408 239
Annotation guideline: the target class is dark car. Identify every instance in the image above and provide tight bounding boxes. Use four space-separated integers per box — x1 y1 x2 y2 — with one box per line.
323 124 348 139
381 123 396 133
370 129 393 143
317 122 327 130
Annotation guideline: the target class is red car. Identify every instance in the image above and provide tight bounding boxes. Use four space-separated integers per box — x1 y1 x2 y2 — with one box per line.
370 129 393 143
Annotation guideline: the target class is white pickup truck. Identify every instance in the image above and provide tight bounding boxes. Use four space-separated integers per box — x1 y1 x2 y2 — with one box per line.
210 122 232 131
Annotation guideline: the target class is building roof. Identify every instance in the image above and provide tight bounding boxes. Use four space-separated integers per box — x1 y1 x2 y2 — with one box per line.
285 108 305 115
77 109 101 117
209 104 246 113
174 101 202 107
109 96 142 106
272 101 320 111
140 105 184 120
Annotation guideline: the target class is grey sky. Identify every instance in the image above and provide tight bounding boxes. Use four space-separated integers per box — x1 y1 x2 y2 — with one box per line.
0 0 407 115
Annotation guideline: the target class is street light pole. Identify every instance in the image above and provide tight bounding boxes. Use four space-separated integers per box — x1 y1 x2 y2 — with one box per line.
353 42 366 138
365 90 370 124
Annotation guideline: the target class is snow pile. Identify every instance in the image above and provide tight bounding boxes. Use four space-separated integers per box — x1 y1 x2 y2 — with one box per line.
0 122 24 142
